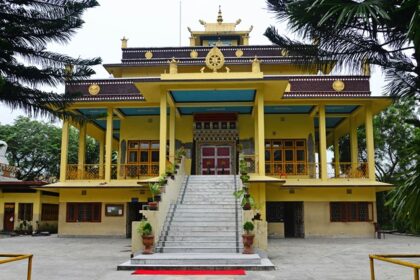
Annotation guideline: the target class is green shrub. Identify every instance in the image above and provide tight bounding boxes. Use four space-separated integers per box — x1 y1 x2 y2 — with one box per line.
137 220 153 236
243 221 254 234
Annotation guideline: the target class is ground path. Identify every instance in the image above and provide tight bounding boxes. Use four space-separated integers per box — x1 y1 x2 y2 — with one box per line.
0 234 419 279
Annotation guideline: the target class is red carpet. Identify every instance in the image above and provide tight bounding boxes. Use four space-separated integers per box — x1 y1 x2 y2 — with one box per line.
132 269 246 275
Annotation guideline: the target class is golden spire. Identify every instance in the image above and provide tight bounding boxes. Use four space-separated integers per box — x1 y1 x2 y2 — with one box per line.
217 5 223 23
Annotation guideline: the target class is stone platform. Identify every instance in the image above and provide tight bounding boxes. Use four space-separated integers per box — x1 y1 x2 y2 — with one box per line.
117 253 275 271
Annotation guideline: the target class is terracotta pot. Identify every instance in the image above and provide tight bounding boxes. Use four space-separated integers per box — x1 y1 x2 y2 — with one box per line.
148 201 158 210
142 234 154 254
242 234 254 254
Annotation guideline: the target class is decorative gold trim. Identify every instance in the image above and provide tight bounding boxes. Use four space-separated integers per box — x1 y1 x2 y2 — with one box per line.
190 50 198 59
235 49 243 57
281 49 289 56
88 84 100 96
205 47 225 72
145 51 153 59
332 80 345 92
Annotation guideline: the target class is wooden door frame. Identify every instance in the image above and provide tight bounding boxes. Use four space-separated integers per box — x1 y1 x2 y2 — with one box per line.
3 202 15 232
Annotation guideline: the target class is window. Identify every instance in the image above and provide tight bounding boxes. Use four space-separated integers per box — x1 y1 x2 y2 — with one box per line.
265 139 307 175
105 204 124 217
66 203 101 222
18 203 33 221
41 204 59 221
126 140 160 177
266 202 284 222
330 202 373 222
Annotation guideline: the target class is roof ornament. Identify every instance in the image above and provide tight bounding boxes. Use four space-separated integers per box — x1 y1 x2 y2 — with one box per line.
168 57 179 74
217 5 223 23
121 36 128 49
205 46 225 72
199 19 206 26
252 56 261 73
235 19 242 26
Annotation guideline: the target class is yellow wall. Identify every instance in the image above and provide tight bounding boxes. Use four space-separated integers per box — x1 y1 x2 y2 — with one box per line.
265 114 314 139
266 186 376 202
304 202 376 237
58 188 148 237
0 191 59 231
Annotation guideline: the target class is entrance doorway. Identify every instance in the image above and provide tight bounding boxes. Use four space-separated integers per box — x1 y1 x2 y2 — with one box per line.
284 202 304 238
126 202 146 238
3 203 15 232
201 146 232 175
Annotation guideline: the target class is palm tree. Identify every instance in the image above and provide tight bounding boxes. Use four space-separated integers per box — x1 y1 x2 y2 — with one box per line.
264 0 420 227
0 0 102 119
264 0 419 100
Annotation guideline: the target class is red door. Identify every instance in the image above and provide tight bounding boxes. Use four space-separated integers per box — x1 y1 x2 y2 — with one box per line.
201 146 231 175
3 203 15 232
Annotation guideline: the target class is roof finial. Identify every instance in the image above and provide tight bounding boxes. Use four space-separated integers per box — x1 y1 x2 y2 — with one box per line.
217 5 223 23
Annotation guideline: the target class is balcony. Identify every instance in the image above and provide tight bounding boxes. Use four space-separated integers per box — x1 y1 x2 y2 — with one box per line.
241 155 368 180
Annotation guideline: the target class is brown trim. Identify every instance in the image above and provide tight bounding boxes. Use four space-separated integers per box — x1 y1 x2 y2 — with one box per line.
194 113 238 122
66 203 102 223
330 202 373 222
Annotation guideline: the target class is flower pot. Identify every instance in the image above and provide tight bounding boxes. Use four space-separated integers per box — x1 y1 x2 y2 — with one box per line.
170 175 175 180
155 195 161 202
142 234 155 254
148 201 158 211
242 234 255 254
243 203 251 210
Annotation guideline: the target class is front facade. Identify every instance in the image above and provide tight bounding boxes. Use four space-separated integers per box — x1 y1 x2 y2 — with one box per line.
47 10 392 238
0 141 58 233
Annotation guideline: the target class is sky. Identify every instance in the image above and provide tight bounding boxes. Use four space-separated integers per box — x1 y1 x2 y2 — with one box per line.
0 0 385 125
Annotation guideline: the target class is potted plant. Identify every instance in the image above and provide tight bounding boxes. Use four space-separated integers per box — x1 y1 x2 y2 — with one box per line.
242 221 255 254
148 183 160 210
158 174 168 187
137 220 154 254
165 163 176 179
175 147 186 163
239 158 248 175
233 188 255 210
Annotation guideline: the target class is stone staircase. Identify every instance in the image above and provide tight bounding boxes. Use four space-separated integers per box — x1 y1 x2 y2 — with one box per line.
156 175 242 253
118 175 274 270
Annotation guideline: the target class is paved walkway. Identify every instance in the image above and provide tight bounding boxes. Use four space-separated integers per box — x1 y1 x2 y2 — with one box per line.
0 234 419 279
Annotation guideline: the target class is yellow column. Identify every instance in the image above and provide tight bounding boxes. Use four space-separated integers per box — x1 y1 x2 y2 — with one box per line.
77 123 87 179
253 106 259 174
334 133 340 177
105 108 113 182
169 106 176 164
59 119 69 182
256 90 265 176
99 137 105 179
365 104 375 180
350 116 359 171
318 105 328 180
159 91 168 175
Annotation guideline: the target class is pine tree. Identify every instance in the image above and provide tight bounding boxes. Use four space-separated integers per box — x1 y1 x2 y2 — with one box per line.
0 0 101 118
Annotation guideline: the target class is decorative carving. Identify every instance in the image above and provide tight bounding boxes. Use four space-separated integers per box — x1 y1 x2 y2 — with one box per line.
190 50 198 59
169 58 178 74
205 47 225 72
252 56 261 73
0 140 9 165
332 80 345 92
199 19 206 25
88 83 100 96
145 51 153 59
235 49 243 57
281 48 289 56
121 36 128 48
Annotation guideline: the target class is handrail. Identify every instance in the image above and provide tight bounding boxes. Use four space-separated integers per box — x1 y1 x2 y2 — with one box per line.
234 174 240 253
369 254 420 280
0 254 33 280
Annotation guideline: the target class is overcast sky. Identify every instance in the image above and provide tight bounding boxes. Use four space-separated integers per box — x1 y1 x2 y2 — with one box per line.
0 0 385 125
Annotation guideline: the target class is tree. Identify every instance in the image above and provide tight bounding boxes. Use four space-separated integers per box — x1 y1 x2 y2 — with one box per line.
265 1 420 227
265 0 419 101
0 116 99 180
0 0 101 119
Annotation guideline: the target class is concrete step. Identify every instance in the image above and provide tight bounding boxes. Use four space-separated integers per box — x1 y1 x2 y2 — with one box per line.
163 226 238 231
170 217 237 222
160 236 237 242
168 221 237 227
164 231 237 237
156 241 239 248
176 204 238 208
159 247 240 253
129 253 260 265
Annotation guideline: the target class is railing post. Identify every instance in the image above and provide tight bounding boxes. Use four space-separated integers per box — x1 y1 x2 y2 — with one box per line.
27 255 32 280
370 257 375 280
